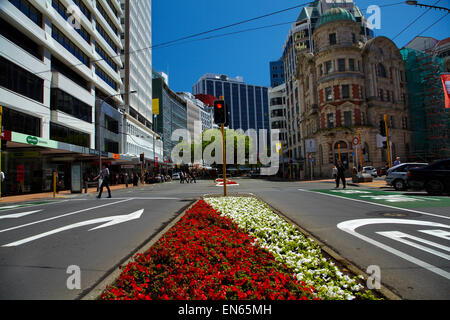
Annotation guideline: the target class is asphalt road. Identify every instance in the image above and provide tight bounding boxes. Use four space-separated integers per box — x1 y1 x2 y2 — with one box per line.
0 177 449 300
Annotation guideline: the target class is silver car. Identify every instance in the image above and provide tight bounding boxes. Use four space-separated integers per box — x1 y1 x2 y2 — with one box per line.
362 166 378 177
385 163 428 190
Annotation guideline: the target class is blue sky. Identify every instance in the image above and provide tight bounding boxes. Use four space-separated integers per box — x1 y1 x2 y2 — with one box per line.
152 0 450 93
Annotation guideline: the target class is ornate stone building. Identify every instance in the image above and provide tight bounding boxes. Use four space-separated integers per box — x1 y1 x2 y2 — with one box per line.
296 7 411 177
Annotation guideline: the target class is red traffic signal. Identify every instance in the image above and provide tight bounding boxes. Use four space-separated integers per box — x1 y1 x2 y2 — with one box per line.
213 99 227 125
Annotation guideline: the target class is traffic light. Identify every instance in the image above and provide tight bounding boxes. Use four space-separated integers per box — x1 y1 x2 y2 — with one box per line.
379 120 386 137
140 153 144 162
213 99 228 126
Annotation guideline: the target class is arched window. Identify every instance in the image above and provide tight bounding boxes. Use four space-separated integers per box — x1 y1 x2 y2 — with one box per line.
334 141 348 149
377 63 387 78
363 143 370 162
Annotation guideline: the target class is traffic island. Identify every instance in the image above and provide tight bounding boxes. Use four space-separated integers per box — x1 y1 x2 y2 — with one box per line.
99 196 382 300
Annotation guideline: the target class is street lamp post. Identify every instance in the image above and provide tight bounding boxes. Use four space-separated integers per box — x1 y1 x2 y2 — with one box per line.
405 1 450 12
96 90 137 177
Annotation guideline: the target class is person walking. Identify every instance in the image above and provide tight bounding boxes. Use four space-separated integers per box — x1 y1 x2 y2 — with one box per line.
94 164 111 198
394 157 401 166
335 161 346 189
180 171 185 184
1 171 5 196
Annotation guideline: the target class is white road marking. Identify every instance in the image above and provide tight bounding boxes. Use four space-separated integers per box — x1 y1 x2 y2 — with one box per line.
0 210 42 219
337 218 450 280
3 209 144 247
418 229 450 240
299 189 450 220
377 231 450 259
0 198 133 234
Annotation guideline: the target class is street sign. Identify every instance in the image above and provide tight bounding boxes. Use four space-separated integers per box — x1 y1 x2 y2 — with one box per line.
352 137 360 146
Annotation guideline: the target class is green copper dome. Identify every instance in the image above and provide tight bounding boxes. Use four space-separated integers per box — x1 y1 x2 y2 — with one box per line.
316 7 356 28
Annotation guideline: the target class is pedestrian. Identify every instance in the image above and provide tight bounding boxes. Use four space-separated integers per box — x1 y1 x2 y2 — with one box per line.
394 157 401 166
94 164 111 198
335 161 346 189
191 171 196 183
133 172 139 186
1 170 5 196
180 171 185 184
124 172 129 188
332 165 338 180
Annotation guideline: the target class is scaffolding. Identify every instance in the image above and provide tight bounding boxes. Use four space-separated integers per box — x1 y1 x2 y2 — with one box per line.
400 48 450 162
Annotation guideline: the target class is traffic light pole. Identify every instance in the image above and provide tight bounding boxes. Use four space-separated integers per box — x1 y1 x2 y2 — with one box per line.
0 106 2 200
384 114 392 168
221 124 227 197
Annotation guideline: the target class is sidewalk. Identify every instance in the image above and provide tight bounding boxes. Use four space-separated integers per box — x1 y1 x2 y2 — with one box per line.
0 183 136 204
300 178 389 188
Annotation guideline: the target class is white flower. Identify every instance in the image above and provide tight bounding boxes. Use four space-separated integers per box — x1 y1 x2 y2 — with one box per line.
205 196 370 300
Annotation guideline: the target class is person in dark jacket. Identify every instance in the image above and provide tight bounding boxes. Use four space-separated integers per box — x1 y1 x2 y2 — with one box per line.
335 161 346 189
94 165 111 198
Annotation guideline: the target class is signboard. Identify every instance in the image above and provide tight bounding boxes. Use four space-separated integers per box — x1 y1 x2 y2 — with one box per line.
1 130 11 141
113 153 120 160
11 132 58 149
305 139 316 153
441 73 450 109
71 163 82 193
152 98 160 115
352 137 360 146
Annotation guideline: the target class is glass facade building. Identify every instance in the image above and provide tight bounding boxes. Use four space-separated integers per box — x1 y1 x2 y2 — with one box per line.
192 74 269 132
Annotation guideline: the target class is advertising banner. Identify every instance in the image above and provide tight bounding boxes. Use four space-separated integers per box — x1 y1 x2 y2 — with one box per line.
441 73 450 109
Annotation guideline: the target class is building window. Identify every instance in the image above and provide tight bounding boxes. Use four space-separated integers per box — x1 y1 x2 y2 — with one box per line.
386 90 390 102
96 22 118 53
325 61 332 74
52 26 90 66
327 113 334 128
342 85 350 99
379 89 384 101
95 65 117 90
377 63 387 78
338 59 346 72
349 59 355 71
0 17 42 60
73 0 91 20
96 1 118 35
52 0 90 43
344 111 352 127
2 106 41 137
104 139 119 153
0 56 44 103
325 87 332 101
329 33 336 45
95 44 118 72
50 122 90 147
51 88 92 123
8 0 42 27
352 33 356 43
319 64 323 76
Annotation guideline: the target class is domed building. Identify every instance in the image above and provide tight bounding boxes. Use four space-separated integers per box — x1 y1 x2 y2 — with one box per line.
296 6 411 177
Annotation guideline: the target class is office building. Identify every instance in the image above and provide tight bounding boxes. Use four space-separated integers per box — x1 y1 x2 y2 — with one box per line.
120 0 161 163
192 73 269 132
269 59 285 87
0 0 141 195
152 77 187 164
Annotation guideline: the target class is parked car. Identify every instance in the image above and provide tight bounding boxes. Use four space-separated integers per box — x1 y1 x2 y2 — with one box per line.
385 162 428 191
362 166 378 177
172 172 180 180
407 159 450 195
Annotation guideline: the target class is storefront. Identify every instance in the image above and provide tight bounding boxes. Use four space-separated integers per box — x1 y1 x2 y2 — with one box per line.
1 130 138 196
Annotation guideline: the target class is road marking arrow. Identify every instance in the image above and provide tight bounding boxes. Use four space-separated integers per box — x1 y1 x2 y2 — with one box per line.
0 210 42 219
2 209 144 247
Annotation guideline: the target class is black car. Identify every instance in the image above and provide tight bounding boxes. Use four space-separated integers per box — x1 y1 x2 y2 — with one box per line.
407 159 450 195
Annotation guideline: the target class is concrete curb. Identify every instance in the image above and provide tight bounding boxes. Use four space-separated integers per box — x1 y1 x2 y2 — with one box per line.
79 198 199 300
203 193 403 301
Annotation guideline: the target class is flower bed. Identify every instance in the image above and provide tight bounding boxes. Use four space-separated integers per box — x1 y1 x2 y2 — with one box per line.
204 196 377 300
101 200 317 300
215 178 239 186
